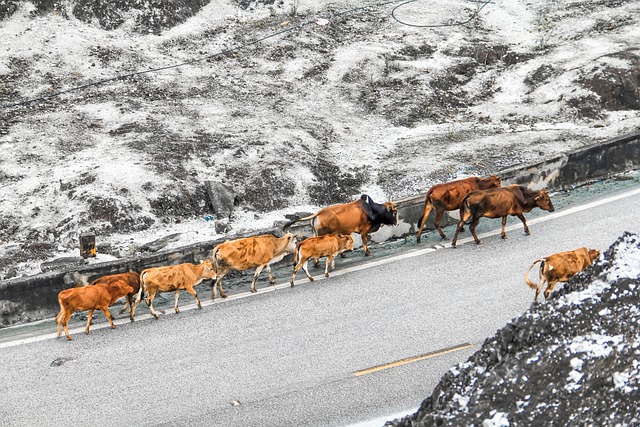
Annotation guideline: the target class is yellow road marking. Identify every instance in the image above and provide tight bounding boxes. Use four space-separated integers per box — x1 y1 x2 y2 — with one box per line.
353 342 474 376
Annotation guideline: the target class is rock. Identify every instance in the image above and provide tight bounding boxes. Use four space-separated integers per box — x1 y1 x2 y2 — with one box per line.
205 180 235 220
138 233 182 253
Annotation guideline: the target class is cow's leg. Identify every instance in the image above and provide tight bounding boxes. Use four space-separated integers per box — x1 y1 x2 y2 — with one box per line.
56 310 64 338
324 256 334 277
100 306 116 329
302 260 314 281
469 218 482 244
174 289 181 313
146 290 159 319
501 216 508 239
517 213 530 235
362 233 371 256
434 208 449 239
184 286 201 309
250 265 266 293
416 201 433 243
291 259 303 286
266 265 276 285
217 279 227 299
63 311 74 341
544 279 557 300
451 219 466 248
85 309 94 334
131 285 145 321
120 295 132 315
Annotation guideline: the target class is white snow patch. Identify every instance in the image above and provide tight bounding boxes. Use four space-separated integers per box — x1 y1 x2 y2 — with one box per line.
482 411 510 427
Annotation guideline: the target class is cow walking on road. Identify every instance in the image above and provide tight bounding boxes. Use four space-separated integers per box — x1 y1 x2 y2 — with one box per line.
451 185 555 247
132 261 215 319
290 234 354 286
56 280 134 341
211 233 297 299
525 247 600 300
88 271 141 321
416 175 501 243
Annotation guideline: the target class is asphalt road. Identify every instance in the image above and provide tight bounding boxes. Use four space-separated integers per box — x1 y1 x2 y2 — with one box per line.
1 182 639 427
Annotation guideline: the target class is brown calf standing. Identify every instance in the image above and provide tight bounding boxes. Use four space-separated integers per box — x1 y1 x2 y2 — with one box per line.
290 234 354 286
133 260 215 319
416 175 501 242
56 280 134 341
89 271 141 321
525 247 600 301
211 233 297 299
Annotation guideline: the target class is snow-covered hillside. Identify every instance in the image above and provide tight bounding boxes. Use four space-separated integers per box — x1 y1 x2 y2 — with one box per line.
1 0 639 278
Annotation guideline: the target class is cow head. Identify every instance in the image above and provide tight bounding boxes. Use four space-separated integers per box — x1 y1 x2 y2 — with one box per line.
283 232 298 254
383 198 399 226
534 189 555 212
337 234 355 251
588 248 601 263
479 175 502 190
201 259 217 280
113 280 134 295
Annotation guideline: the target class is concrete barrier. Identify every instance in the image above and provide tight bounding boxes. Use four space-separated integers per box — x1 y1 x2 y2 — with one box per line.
1 131 639 327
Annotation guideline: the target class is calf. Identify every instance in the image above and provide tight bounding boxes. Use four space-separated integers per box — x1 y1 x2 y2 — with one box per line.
133 260 215 319
89 271 141 321
211 233 297 299
451 185 555 247
290 234 354 286
56 280 134 341
525 247 600 301
416 175 501 242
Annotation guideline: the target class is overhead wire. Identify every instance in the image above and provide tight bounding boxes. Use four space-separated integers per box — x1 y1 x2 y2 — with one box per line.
0 0 492 110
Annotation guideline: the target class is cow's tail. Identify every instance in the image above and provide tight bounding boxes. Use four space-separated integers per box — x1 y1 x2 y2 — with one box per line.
283 213 319 232
211 245 221 274
293 244 302 265
459 196 473 224
136 270 148 304
524 259 544 289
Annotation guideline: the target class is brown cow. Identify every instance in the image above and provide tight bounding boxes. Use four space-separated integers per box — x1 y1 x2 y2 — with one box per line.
416 175 501 242
285 194 397 257
290 234 354 286
132 260 215 319
451 185 555 247
89 271 141 321
56 280 134 341
525 247 600 301
211 233 297 299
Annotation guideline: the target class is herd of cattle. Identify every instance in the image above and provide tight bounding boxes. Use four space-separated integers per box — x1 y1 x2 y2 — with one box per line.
55 176 600 341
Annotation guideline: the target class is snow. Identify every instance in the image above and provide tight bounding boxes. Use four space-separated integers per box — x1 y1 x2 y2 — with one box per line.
1 0 640 280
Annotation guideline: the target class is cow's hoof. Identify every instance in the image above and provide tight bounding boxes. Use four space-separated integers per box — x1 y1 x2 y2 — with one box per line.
325 273 330 277
309 277 315 282
175 309 180 314
501 235 508 240
66 337 73 341
221 294 228 299
251 289 257 293
364 252 372 257
290 282 295 287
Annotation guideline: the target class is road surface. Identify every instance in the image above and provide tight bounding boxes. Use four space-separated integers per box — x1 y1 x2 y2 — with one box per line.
1 182 639 427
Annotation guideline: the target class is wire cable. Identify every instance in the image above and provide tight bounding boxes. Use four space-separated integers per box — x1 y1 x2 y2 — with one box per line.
391 0 493 28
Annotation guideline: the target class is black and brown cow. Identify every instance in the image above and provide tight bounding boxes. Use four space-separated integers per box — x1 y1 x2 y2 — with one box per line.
285 194 398 257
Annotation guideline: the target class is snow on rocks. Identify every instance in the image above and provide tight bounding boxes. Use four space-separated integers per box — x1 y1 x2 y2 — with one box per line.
388 232 640 426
